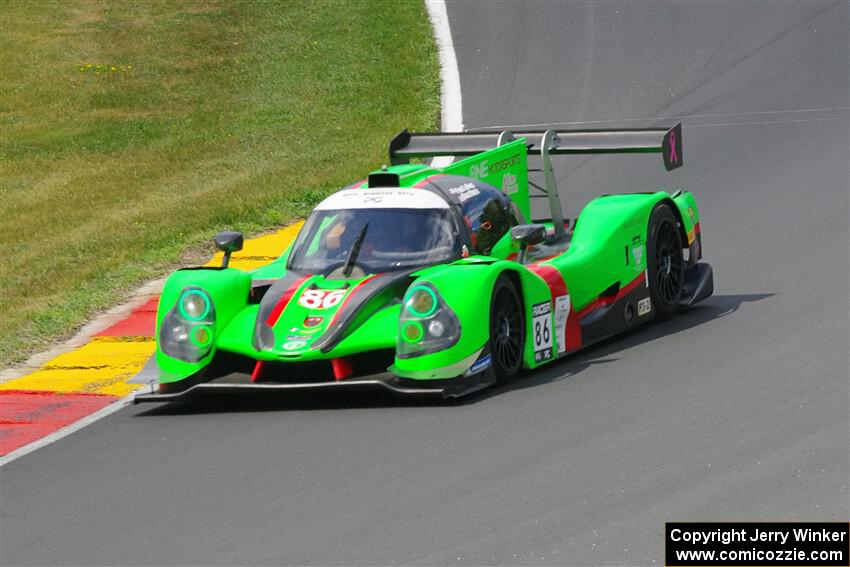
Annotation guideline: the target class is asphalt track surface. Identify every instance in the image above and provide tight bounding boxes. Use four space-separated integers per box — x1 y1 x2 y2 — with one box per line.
2 2 848 565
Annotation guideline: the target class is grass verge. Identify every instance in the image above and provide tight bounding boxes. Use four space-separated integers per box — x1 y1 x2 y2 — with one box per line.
0 0 440 365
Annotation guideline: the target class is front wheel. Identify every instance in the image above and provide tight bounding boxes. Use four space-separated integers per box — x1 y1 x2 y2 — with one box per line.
489 274 525 381
646 203 684 321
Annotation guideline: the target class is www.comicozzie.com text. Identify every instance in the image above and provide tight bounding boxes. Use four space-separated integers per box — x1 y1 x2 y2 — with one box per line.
670 527 848 546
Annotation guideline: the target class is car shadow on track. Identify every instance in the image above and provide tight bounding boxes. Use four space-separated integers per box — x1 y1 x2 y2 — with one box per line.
134 293 772 415
475 292 775 401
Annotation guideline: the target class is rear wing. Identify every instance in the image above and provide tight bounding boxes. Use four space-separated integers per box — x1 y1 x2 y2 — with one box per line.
389 123 683 170
388 123 683 239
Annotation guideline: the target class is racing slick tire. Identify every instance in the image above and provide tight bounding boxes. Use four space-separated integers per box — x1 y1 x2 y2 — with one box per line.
488 274 525 382
647 203 685 321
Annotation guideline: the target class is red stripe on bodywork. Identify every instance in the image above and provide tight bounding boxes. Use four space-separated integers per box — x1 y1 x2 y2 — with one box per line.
576 272 646 320
575 297 608 319
413 174 445 188
266 275 311 327
527 264 567 297
694 221 701 235
527 264 582 352
620 271 647 297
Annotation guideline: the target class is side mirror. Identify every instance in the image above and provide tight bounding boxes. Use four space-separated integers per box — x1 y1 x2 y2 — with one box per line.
214 231 243 268
511 224 547 264
511 224 547 246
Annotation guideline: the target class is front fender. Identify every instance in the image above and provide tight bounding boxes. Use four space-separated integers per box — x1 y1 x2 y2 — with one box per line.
390 260 550 379
156 267 251 384
672 190 703 265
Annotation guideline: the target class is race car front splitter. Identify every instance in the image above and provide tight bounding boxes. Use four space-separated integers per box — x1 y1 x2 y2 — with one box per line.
133 371 496 404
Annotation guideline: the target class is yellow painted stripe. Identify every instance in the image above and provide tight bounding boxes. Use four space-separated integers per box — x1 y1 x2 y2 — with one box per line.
206 221 304 270
0 337 155 396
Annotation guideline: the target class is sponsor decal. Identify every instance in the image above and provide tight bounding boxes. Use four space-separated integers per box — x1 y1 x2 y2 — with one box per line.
315 188 449 210
282 340 307 351
447 182 480 203
286 334 315 341
465 354 492 376
531 301 553 362
554 295 570 354
470 155 521 181
632 245 643 267
637 297 652 316
287 326 319 339
470 161 488 179
297 288 346 309
489 154 520 173
532 302 551 316
502 173 518 195
668 129 679 163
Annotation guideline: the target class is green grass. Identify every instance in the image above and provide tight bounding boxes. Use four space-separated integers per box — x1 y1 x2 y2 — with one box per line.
0 0 440 366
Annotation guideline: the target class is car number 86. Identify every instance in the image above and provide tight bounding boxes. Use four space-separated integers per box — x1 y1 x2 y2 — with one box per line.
534 317 551 348
298 289 346 309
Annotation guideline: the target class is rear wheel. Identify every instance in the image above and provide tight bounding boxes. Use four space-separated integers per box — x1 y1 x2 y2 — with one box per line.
647 204 684 321
489 274 525 381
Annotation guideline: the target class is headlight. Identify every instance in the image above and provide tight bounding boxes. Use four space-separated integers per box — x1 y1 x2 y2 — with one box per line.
407 286 437 317
180 289 211 320
191 324 213 347
397 283 460 359
170 323 189 342
428 319 445 337
159 287 216 362
402 321 425 342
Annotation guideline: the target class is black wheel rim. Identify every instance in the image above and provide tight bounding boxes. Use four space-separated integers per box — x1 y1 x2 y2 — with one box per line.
654 219 683 306
491 287 522 373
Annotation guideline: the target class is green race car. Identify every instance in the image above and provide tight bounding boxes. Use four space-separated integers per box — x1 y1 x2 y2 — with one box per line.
135 123 713 402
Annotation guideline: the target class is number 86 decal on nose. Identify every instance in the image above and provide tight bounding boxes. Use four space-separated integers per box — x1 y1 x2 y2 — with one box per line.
297 288 346 309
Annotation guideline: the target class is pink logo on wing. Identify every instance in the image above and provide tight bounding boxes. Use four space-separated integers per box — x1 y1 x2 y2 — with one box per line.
669 131 678 164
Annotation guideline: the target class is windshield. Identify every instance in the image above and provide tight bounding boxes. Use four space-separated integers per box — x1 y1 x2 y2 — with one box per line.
288 208 459 274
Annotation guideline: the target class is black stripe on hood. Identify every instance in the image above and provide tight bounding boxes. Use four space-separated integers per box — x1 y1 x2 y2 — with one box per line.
253 271 307 351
